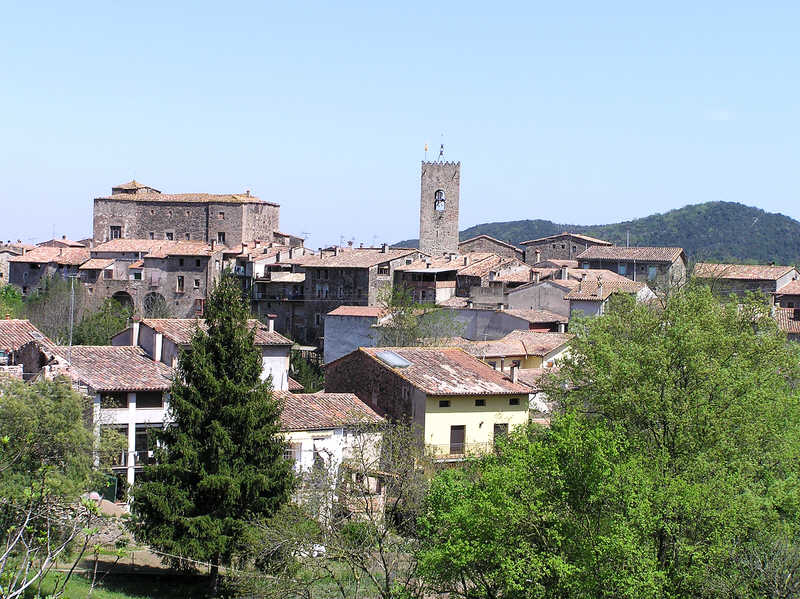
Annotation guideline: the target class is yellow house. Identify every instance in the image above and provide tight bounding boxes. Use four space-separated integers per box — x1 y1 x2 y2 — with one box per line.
325 346 533 460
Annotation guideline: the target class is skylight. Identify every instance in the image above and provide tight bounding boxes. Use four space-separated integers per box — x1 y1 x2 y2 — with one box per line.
376 351 412 368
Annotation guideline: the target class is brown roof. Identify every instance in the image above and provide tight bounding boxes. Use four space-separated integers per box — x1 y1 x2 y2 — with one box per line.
97 191 277 207
520 232 612 246
777 280 800 295
0 320 53 353
396 252 494 273
287 376 305 392
694 262 797 281
300 248 421 269
501 309 569 324
61 345 174 392
327 306 387 318
8 246 90 266
36 238 86 248
459 255 526 278
515 367 551 390
564 279 646 301
532 259 579 268
93 239 215 257
79 258 114 270
276 391 384 431
140 318 293 346
576 246 685 263
128 260 144 269
461 331 572 359
358 347 531 396
112 179 159 192
775 309 800 335
459 235 522 252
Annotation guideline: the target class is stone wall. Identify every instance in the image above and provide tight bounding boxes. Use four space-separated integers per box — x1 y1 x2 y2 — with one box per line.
523 235 604 264
459 237 522 260
419 161 460 256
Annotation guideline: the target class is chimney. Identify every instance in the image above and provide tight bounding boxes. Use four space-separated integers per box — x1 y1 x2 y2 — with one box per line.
560 265 567 280
535 249 541 263
211 240 216 251
334 247 340 256
558 322 566 333
510 364 518 384
154 332 163 363
268 318 275 332
246 189 251 197
535 271 540 283
381 243 388 253
579 272 586 291
597 276 604 297
61 235 67 240
463 256 470 266
131 320 140 346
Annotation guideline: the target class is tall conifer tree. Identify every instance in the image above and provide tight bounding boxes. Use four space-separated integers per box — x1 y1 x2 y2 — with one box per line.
131 275 294 592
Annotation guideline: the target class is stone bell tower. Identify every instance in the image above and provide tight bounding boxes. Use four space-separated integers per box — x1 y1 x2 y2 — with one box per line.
419 158 460 256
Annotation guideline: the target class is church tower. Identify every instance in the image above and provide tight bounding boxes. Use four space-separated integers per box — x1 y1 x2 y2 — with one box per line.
419 159 460 256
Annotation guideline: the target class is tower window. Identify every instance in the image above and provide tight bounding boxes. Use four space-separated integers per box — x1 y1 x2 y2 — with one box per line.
434 189 446 211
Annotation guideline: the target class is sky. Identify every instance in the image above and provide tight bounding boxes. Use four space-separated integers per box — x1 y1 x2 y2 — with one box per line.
2 2 799 250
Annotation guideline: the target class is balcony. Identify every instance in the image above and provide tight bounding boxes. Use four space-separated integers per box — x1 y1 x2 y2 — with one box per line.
425 442 493 462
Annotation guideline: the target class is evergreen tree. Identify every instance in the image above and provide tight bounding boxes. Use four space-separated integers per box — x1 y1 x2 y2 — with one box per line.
130 275 295 593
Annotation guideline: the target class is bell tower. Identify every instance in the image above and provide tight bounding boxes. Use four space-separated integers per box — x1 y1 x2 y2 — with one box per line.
419 158 460 256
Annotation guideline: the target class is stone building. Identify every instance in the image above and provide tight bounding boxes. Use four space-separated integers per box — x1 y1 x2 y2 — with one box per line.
521 232 612 264
8 246 90 294
0 245 24 285
93 180 281 247
693 263 799 302
576 246 687 287
459 235 523 260
419 161 460 256
80 239 225 317
299 246 424 347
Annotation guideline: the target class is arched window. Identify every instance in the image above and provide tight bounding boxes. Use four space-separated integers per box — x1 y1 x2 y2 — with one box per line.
434 189 446 211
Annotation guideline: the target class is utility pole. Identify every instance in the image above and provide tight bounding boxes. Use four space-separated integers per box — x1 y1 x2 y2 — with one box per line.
68 274 76 364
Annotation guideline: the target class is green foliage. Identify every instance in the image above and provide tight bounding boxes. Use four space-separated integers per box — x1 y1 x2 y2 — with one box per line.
130 274 295 589
73 298 133 345
21 275 87 343
396 201 800 264
377 285 463 347
289 350 323 393
0 284 23 318
418 285 800 598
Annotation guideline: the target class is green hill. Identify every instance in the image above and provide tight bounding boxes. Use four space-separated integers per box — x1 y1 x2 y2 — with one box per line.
396 202 800 265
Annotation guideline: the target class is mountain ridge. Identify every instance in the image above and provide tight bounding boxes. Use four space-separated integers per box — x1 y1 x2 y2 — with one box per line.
395 202 800 265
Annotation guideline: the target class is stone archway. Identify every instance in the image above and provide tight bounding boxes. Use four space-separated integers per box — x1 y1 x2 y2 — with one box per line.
111 291 134 312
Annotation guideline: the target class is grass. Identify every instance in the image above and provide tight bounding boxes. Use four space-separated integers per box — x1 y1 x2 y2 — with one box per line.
31 569 212 599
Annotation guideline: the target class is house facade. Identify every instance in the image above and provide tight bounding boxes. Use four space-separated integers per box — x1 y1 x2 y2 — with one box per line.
576 246 688 287
521 232 612 264
458 235 524 261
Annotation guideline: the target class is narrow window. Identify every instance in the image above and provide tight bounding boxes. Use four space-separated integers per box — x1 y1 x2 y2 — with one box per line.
218 211 225 220
195 259 201 267
179 258 184 266
434 189 446 211
217 232 226 243
194 278 200 289
475 399 486 407
165 232 174 241
149 232 155 240
176 276 184 292
509 397 520 406
185 233 190 240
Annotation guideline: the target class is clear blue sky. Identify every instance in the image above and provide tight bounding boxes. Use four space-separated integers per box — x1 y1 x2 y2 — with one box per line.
2 2 799 249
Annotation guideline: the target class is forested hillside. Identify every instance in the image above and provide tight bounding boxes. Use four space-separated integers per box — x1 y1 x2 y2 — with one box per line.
396 202 800 264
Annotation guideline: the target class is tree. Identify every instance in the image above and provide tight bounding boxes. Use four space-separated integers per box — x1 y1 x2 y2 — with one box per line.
418 285 800 598
290 349 324 393
376 285 463 347
130 274 295 593
236 422 433 599
0 284 23 318
72 298 132 345
0 376 125 599
22 275 87 343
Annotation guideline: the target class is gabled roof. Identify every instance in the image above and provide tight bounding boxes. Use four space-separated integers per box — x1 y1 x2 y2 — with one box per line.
0 320 53 353
276 391 384 431
61 345 174 392
8 246 90 266
79 258 115 270
460 331 572 359
774 308 800 335
395 252 494 274
458 235 522 252
356 347 530 396
777 280 800 296
520 232 612 246
36 237 86 248
327 306 387 318
300 248 421 269
139 318 293 346
576 246 685 263
93 239 215 257
500 309 569 324
287 376 304 392
564 279 646 301
97 190 277 207
112 179 160 192
694 262 797 281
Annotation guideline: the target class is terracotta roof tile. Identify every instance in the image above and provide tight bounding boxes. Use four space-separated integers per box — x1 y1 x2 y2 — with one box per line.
61 345 174 392
8 246 90 266
140 318 293 346
520 232 612 246
97 191 278 207
287 376 305 392
774 308 800 334
79 258 114 270
327 306 387 318
359 347 531 396
275 391 384 431
576 246 685 263
501 309 569 324
93 239 215 257
460 331 572 359
694 262 797 281
301 248 421 269
0 320 53 353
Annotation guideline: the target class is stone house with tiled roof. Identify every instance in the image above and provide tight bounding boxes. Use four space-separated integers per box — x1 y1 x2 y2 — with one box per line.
694 263 800 303
521 232 612 264
8 246 91 294
576 246 687 286
93 180 281 247
565 277 655 317
458 235 524 261
325 346 532 459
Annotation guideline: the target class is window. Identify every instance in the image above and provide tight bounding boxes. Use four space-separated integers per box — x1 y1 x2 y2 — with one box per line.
103 269 112 280
475 399 486 407
406 258 412 265
167 210 172 218
488 361 497 370
561 244 565 249
790 302 795 308
217 232 226 243
618 263 627 276
110 226 121 239
179 258 184 266
150 209 155 215
132 271 142 281
194 278 200 289
101 392 127 409
218 211 225 220
185 233 190 240
315 313 322 326
648 266 658 281
176 276 184 292
165 232 174 241
494 423 509 445
377 264 390 276
148 232 155 240
185 210 190 216
450 425 465 455
509 397 520 406
434 189 446 211
195 259 201 267
438 399 450 408
136 392 163 409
